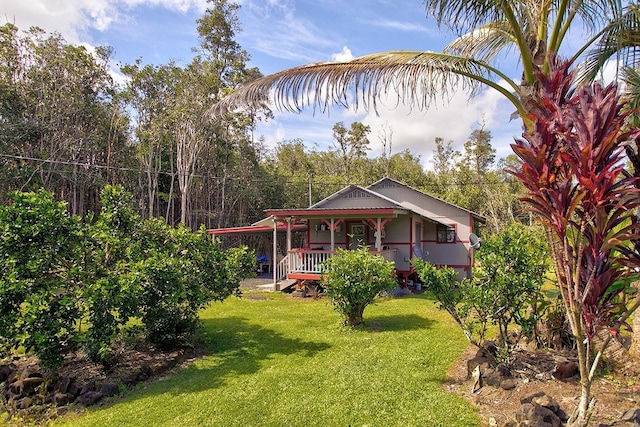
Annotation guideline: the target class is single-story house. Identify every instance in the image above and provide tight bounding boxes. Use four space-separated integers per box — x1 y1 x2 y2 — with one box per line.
209 177 485 290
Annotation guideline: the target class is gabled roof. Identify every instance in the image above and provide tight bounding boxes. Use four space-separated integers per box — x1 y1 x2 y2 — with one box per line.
310 184 405 210
269 182 455 226
208 178 485 235
367 177 486 223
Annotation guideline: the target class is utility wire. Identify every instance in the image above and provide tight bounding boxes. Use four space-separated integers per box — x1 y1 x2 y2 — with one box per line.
0 152 515 187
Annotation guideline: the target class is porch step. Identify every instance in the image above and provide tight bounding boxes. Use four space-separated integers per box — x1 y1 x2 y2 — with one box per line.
277 278 297 292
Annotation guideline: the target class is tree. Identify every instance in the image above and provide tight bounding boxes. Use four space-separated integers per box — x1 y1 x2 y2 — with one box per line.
0 24 130 214
431 137 458 176
322 246 397 327
460 127 495 176
413 223 548 361
120 60 179 219
473 222 548 346
0 190 82 370
208 1 640 130
331 121 371 183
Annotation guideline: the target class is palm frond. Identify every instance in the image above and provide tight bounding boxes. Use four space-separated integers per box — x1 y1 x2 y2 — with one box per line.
622 67 640 127
424 0 507 36
208 51 501 118
575 3 640 83
444 21 517 63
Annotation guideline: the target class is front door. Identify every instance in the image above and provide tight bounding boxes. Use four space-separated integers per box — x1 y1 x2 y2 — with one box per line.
348 222 367 249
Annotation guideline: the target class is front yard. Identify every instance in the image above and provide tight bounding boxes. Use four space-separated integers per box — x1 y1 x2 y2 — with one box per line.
54 292 479 427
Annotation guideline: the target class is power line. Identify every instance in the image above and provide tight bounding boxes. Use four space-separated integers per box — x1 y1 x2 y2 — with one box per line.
0 152 515 188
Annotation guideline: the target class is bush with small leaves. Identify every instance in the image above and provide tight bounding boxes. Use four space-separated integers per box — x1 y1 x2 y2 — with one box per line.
0 190 82 370
322 246 397 326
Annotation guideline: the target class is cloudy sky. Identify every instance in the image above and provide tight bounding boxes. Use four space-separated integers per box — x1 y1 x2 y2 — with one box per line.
1 0 528 167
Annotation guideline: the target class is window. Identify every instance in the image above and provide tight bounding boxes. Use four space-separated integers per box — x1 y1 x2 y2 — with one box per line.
437 224 456 243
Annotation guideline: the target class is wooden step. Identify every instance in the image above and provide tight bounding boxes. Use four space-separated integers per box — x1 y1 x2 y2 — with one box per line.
277 278 297 291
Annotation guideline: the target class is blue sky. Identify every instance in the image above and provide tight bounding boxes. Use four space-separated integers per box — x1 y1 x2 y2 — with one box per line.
1 0 526 167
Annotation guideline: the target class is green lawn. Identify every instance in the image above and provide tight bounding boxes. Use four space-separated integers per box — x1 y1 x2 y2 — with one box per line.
55 292 480 427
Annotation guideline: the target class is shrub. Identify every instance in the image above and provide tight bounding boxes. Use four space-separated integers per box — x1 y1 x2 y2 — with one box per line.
473 223 548 346
0 186 256 369
0 190 82 370
322 246 397 326
130 219 254 349
413 222 548 360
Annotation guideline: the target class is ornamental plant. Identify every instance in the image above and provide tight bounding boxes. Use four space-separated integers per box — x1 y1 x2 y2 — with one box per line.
322 246 397 326
0 186 255 371
473 222 548 346
509 57 640 426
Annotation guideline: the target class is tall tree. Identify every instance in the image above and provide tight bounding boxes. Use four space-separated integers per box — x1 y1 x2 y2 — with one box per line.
460 127 496 176
0 24 129 214
431 137 458 176
120 61 179 219
331 121 371 183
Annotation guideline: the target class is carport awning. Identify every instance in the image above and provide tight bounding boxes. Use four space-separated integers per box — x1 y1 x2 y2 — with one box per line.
208 217 307 236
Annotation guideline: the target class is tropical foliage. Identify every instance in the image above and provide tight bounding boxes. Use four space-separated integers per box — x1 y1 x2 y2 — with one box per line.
413 222 548 360
509 58 640 425
0 187 254 370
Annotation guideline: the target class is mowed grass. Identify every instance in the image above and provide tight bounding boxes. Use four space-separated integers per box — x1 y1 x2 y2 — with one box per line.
56 292 480 427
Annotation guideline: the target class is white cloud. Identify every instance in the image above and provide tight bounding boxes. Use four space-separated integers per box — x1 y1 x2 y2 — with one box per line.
0 0 207 44
331 46 354 62
359 84 523 168
371 19 435 35
254 80 524 169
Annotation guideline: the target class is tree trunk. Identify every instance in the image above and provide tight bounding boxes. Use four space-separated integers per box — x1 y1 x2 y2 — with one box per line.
345 306 364 327
568 382 595 427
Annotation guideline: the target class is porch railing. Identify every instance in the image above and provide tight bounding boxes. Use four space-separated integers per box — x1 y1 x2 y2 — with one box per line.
287 248 397 274
275 255 289 282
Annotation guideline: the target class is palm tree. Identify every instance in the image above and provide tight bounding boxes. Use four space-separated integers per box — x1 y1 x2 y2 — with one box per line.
209 2 640 426
210 1 640 126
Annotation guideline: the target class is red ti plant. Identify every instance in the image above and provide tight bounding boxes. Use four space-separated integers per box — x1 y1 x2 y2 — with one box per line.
509 57 640 426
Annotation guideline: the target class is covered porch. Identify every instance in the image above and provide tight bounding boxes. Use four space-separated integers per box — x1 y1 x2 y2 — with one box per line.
262 207 406 291
209 208 407 291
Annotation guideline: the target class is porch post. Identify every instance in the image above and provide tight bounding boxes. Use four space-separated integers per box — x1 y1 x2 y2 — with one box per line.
286 217 292 253
272 216 278 291
330 218 335 251
376 217 382 252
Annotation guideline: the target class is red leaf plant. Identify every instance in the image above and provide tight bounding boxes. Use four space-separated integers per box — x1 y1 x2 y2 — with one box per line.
509 56 640 426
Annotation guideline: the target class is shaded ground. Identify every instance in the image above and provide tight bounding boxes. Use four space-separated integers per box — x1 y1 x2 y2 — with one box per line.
444 346 640 426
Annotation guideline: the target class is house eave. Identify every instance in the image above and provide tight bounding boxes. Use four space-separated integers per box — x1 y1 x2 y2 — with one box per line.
266 207 405 218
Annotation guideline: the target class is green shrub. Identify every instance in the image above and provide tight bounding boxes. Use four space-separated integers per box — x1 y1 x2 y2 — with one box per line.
0 186 256 370
474 222 548 344
0 190 82 370
322 246 397 326
130 218 254 349
413 222 548 360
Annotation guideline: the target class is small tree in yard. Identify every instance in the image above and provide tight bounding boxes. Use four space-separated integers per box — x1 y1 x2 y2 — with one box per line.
413 222 547 362
0 185 255 371
322 246 397 327
473 222 548 347
509 58 640 426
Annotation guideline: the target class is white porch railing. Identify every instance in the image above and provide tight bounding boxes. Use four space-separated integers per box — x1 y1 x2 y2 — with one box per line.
287 248 397 274
275 255 289 282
